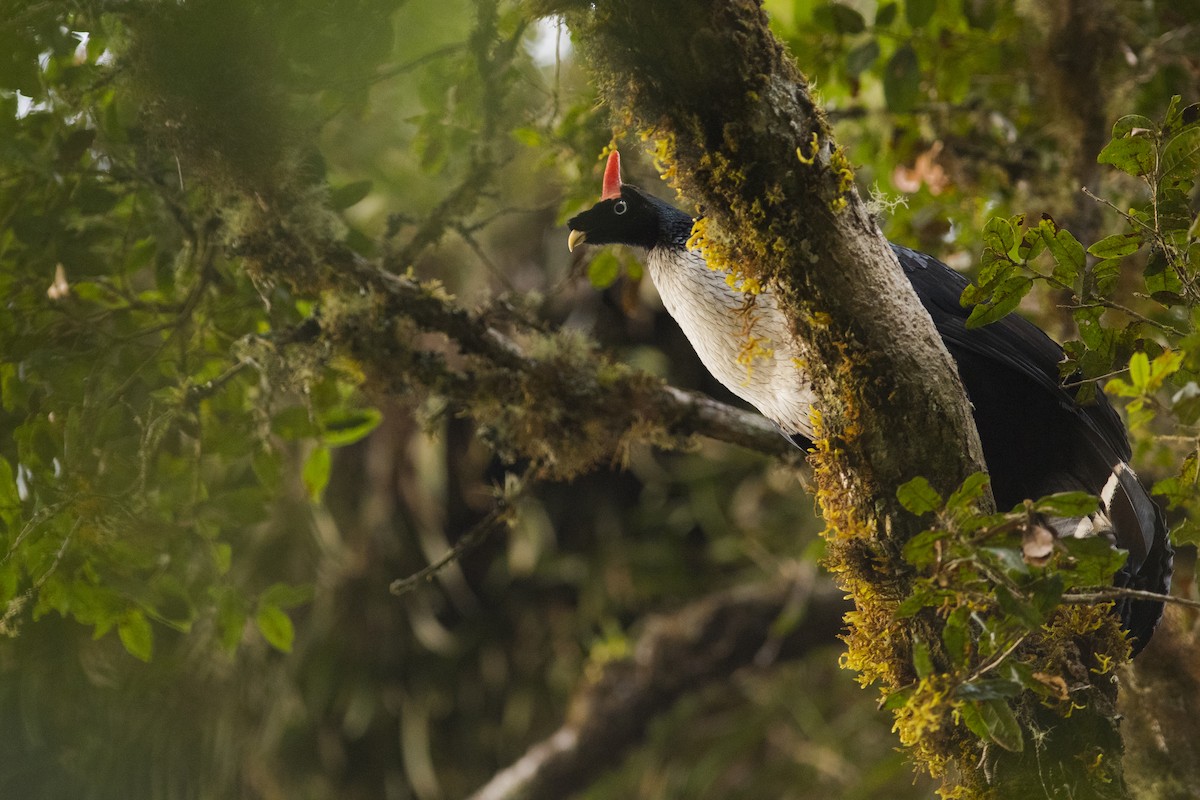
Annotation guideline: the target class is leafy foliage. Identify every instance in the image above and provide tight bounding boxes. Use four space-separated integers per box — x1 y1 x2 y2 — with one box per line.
889 473 1127 765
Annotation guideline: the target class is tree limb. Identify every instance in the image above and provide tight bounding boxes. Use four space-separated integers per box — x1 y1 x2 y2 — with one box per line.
236 227 805 471
467 574 850 800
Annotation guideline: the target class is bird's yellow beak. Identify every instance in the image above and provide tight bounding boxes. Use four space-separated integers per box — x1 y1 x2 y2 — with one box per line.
567 229 587 252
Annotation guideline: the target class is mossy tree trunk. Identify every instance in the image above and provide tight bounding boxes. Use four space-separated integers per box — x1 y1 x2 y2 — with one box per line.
546 1 1134 796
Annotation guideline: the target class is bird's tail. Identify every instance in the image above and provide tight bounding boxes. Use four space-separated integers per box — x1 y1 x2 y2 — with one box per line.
1085 462 1173 655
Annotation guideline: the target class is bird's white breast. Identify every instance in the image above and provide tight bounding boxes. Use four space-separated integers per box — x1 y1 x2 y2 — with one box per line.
645 248 817 438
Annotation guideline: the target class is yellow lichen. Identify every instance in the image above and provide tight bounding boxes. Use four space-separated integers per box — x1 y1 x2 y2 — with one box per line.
735 334 774 381
828 145 856 213
652 134 677 179
796 131 820 165
685 217 708 252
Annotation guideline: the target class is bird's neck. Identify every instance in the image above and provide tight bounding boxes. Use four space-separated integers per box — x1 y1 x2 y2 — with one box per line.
645 197 694 250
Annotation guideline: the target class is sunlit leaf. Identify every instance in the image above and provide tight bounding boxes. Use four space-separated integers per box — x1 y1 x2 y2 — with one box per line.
302 445 332 502
255 603 295 653
118 611 154 662
321 407 382 447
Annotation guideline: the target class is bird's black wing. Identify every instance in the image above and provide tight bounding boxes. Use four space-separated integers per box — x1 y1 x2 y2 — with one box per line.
893 245 1131 463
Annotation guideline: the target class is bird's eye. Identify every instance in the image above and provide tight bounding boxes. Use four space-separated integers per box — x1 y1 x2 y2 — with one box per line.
613 200 628 215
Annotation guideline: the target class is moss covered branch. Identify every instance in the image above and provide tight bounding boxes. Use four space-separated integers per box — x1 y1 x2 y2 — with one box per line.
234 221 802 476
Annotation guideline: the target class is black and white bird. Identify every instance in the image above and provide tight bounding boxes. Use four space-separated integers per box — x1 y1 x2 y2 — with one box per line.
567 150 1172 654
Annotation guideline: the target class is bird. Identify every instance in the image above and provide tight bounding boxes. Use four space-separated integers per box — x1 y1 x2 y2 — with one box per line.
567 150 1172 654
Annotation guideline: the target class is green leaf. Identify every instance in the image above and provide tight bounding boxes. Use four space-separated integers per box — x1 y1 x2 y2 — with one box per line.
883 45 920 113
815 2 866 33
212 541 232 575
897 476 943 515
942 607 971 668
1059 536 1128 587
965 276 1032 328
1033 491 1100 518
1111 114 1157 139
963 0 997 28
587 250 621 289
906 0 936 27
963 698 1025 752
1098 134 1154 177
216 591 248 652
993 583 1043 629
1162 97 1198 136
1169 519 1200 548
846 40 880 78
510 126 543 148
902 529 950 568
118 611 154 662
57 128 96 164
875 2 898 25
912 637 934 679
1016 224 1046 261
946 472 991 514
303 444 332 502
882 686 913 711
977 247 1018 288
260 581 314 609
329 180 373 210
1090 258 1122 296
0 455 18 510
982 217 1016 256
1040 226 1085 287
321 407 382 447
1087 233 1141 260
1161 127 1200 188
1152 451 1198 510
1144 248 1185 305
1171 383 1200 425
255 603 295 653
1128 351 1150 391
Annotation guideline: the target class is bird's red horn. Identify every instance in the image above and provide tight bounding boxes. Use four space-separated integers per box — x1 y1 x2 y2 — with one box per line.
601 150 622 200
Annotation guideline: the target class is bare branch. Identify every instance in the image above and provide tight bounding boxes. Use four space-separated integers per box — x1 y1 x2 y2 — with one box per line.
467 575 849 800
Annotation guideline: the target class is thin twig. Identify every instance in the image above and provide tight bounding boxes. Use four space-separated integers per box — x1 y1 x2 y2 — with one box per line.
1061 301 1187 338
1062 586 1200 611
390 506 510 596
390 466 538 596
370 42 466 85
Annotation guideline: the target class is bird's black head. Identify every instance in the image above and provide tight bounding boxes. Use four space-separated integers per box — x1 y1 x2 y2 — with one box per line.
567 185 679 251
567 150 693 253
